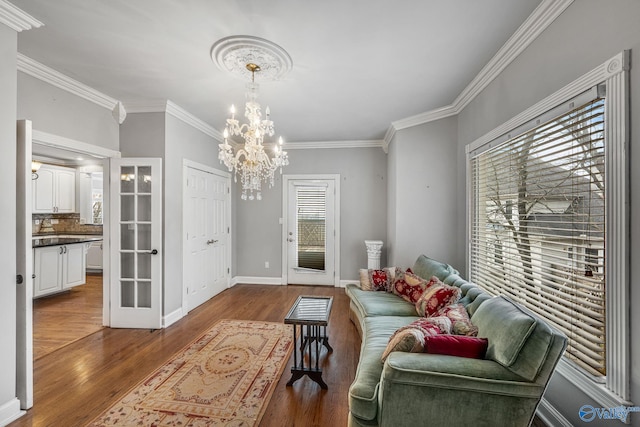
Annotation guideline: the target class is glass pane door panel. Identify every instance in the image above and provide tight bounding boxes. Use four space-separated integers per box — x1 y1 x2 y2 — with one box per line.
296 187 326 271
120 195 134 221
121 253 135 279
121 281 134 307
138 224 151 250
138 253 151 279
120 166 135 193
138 166 152 193
138 281 152 308
137 195 151 221
121 224 135 250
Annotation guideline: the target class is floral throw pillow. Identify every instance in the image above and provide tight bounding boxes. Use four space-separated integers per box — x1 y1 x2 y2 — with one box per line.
437 303 478 336
392 269 431 304
368 269 392 291
381 317 449 361
415 276 462 317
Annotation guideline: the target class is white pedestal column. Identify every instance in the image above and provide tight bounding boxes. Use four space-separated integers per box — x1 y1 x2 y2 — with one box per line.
364 240 384 269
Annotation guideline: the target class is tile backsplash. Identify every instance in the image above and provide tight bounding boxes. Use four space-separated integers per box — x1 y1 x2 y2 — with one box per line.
33 213 103 236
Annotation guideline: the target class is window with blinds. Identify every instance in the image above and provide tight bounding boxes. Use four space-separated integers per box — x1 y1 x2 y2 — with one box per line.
296 186 327 271
470 98 606 377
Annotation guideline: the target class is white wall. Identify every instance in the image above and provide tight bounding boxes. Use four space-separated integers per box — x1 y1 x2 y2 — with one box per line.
234 146 387 280
17 72 118 150
456 1 640 425
0 23 20 426
387 116 461 271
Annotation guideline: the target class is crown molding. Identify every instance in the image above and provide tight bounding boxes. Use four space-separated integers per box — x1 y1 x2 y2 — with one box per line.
124 100 224 142
392 104 457 132
17 53 119 110
166 101 224 141
451 0 574 112
284 139 384 150
383 0 574 149
122 100 168 113
0 0 43 32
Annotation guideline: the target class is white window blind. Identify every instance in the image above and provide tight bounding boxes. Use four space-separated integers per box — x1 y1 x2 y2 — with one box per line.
470 98 606 376
296 187 326 271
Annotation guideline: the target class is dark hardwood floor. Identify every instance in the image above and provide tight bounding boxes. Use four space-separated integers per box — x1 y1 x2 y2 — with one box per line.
14 281 549 427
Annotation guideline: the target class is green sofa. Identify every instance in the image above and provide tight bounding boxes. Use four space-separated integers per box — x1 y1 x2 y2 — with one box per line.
346 255 567 427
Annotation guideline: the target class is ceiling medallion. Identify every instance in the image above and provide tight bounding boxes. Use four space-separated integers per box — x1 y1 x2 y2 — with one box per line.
210 35 293 82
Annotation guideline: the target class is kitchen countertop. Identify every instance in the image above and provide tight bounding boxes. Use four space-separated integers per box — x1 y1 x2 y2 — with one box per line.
32 235 103 248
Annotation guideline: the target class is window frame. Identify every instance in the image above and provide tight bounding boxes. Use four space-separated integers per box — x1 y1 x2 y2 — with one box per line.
466 51 630 408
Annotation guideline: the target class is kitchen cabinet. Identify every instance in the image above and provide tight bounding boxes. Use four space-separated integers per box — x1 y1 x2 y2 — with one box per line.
86 240 103 271
33 242 86 298
32 164 76 213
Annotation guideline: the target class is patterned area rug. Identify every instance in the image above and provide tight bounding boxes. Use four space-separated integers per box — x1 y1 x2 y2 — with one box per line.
88 319 293 426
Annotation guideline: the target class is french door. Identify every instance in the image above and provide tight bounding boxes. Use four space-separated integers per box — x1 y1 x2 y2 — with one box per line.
109 158 162 329
283 175 340 286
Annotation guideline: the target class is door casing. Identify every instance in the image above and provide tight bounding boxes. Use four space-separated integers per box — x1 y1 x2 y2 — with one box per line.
282 174 340 287
181 159 231 314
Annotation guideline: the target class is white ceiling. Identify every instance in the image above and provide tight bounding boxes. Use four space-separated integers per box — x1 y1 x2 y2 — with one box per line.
12 0 542 144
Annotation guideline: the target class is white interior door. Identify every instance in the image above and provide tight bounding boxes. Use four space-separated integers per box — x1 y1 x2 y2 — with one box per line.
16 120 33 409
284 176 339 286
183 164 230 312
109 158 162 329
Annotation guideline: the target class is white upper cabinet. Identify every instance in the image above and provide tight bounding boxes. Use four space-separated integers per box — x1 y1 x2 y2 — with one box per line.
33 164 76 213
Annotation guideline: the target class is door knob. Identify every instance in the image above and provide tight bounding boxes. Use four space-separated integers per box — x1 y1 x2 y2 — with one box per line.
207 239 218 245
148 249 158 255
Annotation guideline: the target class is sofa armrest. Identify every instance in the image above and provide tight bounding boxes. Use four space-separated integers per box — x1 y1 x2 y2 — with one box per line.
378 352 546 427
382 352 543 398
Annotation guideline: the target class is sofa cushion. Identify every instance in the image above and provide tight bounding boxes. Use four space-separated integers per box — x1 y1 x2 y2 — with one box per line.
425 335 488 359
349 315 419 421
346 284 417 317
471 296 536 368
411 254 458 282
414 277 461 317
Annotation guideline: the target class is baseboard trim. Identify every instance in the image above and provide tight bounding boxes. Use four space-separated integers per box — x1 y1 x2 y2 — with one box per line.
0 398 24 427
537 398 574 427
340 280 358 288
163 308 183 328
231 276 284 286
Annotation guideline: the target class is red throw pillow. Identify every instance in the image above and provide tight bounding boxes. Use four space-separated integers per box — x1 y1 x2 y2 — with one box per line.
392 269 431 304
414 277 461 317
425 335 488 359
368 269 390 291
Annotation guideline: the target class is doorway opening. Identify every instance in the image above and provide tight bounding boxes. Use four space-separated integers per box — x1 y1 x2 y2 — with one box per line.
17 124 119 409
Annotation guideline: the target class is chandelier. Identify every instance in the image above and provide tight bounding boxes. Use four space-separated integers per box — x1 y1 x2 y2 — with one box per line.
218 63 289 201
